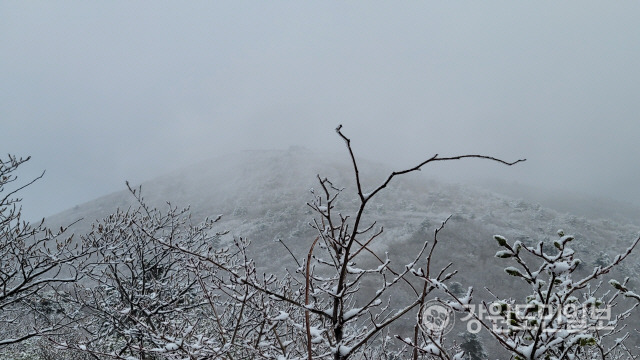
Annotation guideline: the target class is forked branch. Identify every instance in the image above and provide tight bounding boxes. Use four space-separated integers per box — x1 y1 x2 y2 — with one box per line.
335 124 526 202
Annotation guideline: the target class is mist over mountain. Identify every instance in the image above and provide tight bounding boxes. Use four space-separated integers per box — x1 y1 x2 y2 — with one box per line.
479 179 640 228
35 147 640 355
47 146 640 291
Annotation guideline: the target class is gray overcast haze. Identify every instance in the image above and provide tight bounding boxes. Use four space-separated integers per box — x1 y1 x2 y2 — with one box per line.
2 1 640 220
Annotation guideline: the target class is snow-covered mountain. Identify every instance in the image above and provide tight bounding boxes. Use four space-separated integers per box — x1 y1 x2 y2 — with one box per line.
45 147 640 354
47 146 640 273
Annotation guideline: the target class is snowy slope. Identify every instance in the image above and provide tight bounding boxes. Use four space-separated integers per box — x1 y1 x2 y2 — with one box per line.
44 147 640 354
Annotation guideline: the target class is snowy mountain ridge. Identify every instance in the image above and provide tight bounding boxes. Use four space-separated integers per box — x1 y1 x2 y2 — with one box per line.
37 147 640 357
46 147 640 294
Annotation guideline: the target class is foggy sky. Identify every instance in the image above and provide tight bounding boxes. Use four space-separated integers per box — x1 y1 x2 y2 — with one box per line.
2 2 640 220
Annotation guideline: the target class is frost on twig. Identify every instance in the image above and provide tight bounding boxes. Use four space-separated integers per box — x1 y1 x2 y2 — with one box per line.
46 126 529 359
471 231 640 359
0 155 92 351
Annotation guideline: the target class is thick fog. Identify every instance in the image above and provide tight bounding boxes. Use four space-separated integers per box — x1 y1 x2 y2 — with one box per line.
2 2 640 220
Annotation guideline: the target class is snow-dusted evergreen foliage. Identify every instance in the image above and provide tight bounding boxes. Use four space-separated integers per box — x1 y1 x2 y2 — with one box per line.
454 231 640 359
458 332 487 360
